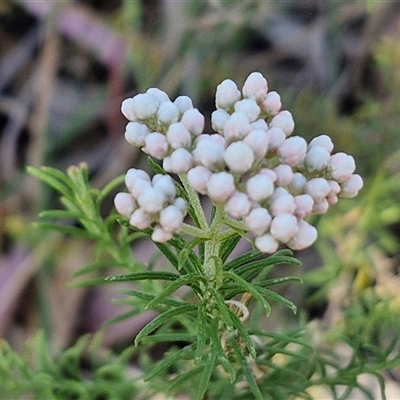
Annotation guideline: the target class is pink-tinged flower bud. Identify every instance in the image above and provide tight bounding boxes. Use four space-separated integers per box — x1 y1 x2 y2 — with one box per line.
166 123 192 149
326 192 338 205
224 141 255 173
277 136 307 166
304 145 331 173
146 88 170 103
114 192 137 217
157 101 180 126
260 91 281 116
244 207 272 236
125 168 151 193
125 122 148 147
328 153 356 182
312 199 330 214
159 205 184 232
181 108 205 137
137 187 166 214
142 132 169 159
242 72 268 102
234 99 261 122
274 164 293 186
294 194 314 219
223 112 252 142
174 95 193 115
270 192 296 216
250 118 268 131
255 233 279 254
267 127 286 151
206 172 235 202
288 220 317 250
151 225 173 242
259 168 277 183
211 109 230 134
215 79 241 110
130 209 152 230
246 173 274 201
243 130 269 161
193 134 226 169
164 148 193 174
328 180 341 194
130 93 159 120
224 191 252 219
309 134 334 153
269 111 294 137
152 174 176 202
270 213 298 243
187 166 212 195
173 197 188 214
339 174 363 198
305 178 331 202
121 98 137 121
288 172 306 195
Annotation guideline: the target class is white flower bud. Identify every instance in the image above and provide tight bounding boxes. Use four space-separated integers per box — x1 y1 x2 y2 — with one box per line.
181 108 205 137
174 95 193 115
270 192 296 216
267 127 286 151
187 166 212 194
305 178 331 202
159 205 184 232
125 122 148 147
125 168 150 193
328 180 341 194
250 118 268 131
260 91 281 116
326 192 338 205
294 194 314 219
157 101 180 126
269 110 295 137
164 148 193 174
146 88 170 103
166 123 192 149
193 134 226 169
328 153 356 182
304 145 331 173
244 207 272 236
277 136 307 166
211 109 230 134
130 93 159 120
121 98 138 121
130 209 152 230
223 112 252 142
206 172 235 202
151 225 173 242
234 99 261 122
255 233 279 253
312 199 330 214
274 164 293 186
224 191 252 219
243 129 269 161
339 174 363 198
152 174 176 202
173 197 187 214
216 79 241 110
270 213 298 243
114 192 137 217
224 141 255 173
309 134 334 153
142 132 169 160
259 168 277 183
288 172 306 195
242 72 268 102
246 173 274 201
288 220 318 250
137 187 166 214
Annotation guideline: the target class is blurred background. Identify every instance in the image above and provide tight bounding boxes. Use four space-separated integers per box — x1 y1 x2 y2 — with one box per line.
1 0 400 396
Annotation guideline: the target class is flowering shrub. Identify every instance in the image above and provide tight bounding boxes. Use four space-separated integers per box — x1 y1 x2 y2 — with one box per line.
116 72 363 253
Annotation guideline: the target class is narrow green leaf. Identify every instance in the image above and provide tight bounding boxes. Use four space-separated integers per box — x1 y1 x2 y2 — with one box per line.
224 249 262 271
38 209 81 221
104 271 180 283
229 312 256 359
119 289 189 308
195 352 217 400
34 222 96 239
257 276 302 287
135 304 197 345
103 309 139 327
195 306 209 363
141 333 196 344
73 260 126 277
178 237 207 271
219 233 242 263
255 285 297 313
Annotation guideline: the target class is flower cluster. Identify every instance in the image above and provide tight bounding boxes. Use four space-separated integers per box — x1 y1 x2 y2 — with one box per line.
116 72 363 253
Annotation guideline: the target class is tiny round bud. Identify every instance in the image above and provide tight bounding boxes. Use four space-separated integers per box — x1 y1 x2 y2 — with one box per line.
166 123 192 149
164 148 193 174
187 166 212 194
339 174 363 198
267 127 286 152
121 98 137 121
157 101 180 126
224 191 252 219
125 122 148 147
137 187 166 214
143 132 169 160
125 168 151 193
243 129 269 161
304 145 331 173
328 153 356 182
181 108 205 136
270 213 298 243
277 136 307 166
152 174 176 202
174 95 193 115
246 174 274 201
130 209 152 230
312 198 330 214
130 93 159 120
211 109 230 134
274 164 293 186
146 88 170 103
269 110 295 137
304 178 331 202
270 192 296 216
260 91 281 116
250 118 268 131
259 168 277 183
151 225 173 242
216 79 241 110
234 99 261 122
288 220 318 250
244 207 272 236
288 172 306 195
224 141 255 173
193 134 226 169
159 205 184 232
114 192 137 217
223 112 252 142
173 197 188 214
294 194 314 219
309 134 334 153
255 233 279 253
206 172 235 202
242 72 268 102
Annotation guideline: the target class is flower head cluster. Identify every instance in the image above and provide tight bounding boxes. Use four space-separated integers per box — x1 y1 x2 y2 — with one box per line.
116 72 363 253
